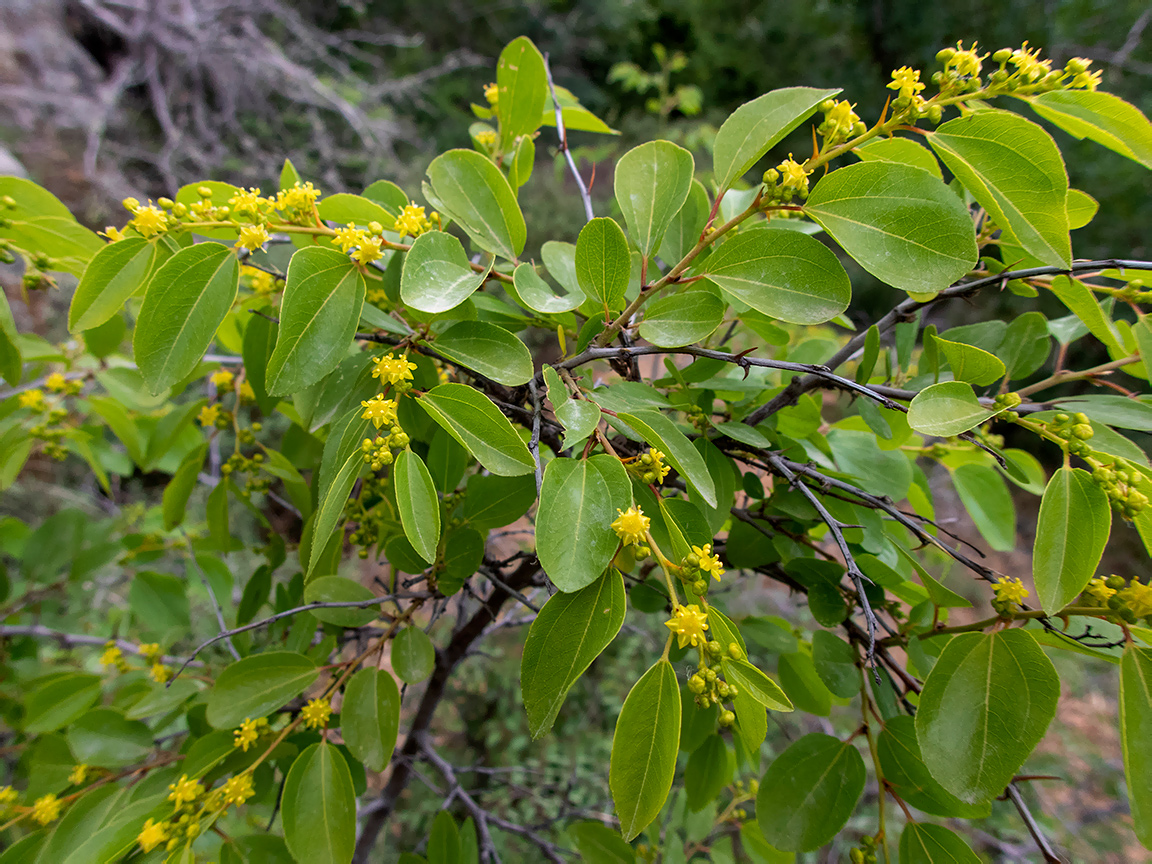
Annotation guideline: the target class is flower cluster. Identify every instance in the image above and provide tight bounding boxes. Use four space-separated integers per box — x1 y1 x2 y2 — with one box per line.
395 203 435 240
627 448 671 485
761 154 811 203
361 394 399 430
301 697 333 729
611 505 650 547
233 716 269 752
817 99 864 144
31 793 61 825
241 264 279 295
360 427 410 471
992 576 1029 612
168 775 204 808
372 352 418 388
686 639 744 723
68 764 89 786
220 774 255 807
665 604 709 648
1082 575 1152 623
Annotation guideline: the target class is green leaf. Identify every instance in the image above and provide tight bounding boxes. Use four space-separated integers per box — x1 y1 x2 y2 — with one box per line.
266 247 365 396
614 140 695 258
950 463 1015 553
907 381 1004 437
428 811 460 864
1027 90 1152 169
317 193 396 231
1033 466 1111 613
928 110 1070 268
915 629 1058 803
659 179 710 266
400 231 489 314
425 320 532 386
163 444 207 530
568 820 636 864
878 715 989 818
342 668 400 773
303 576 380 627
536 455 631 592
522 568 626 737
463 473 537 529
393 626 435 684
617 409 716 507
539 85 620 135
417 383 534 476
125 678 200 720
133 243 239 393
899 823 980 864
610 659 681 841
282 743 356 864
241 312 278 414
394 449 441 564
685 734 734 812
2 217 102 276
810 631 860 698
805 162 977 294
1053 395 1152 431
363 180 410 216
698 228 850 325
855 137 943 179
827 428 913 502
756 733 866 852
1120 645 1152 848
66 709 152 767
23 674 101 734
1048 275 1122 354
639 287 724 347
426 149 526 260
1067 188 1099 229
931 335 1005 386
510 262 585 313
496 36 548 151
309 406 371 577
713 87 840 193
129 571 190 636
545 366 602 449
206 651 318 729
69 238 159 332
575 218 631 311
721 658 793 711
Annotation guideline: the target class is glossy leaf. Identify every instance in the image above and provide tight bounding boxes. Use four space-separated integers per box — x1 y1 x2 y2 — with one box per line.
282 743 356 864
342 668 400 773
699 228 850 325
856 137 943 178
721 658 793 711
536 455 631 592
907 381 1005 437
575 217 631 311
426 149 526 260
266 247 365 395
878 716 990 819
24 674 101 734
496 36 548 150
394 449 442 564
69 238 159 332
756 733 866 852
393 626 435 684
916 630 1058 803
638 287 724 347
206 651 318 729
931 335 1005 386
303 576 379 627
899 823 980 864
426 320 533 385
610 659 680 841
418 383 534 476
134 243 239 393
522 568 626 736
400 230 488 314
568 820 636 864
810 631 860 699
713 87 840 192
463 473 537 529
614 140 695 257
545 366 602 448
951 463 1015 552
659 178 710 266
1120 645 1152 848
928 110 1070 268
1033 466 1111 613
685 734 734 812
309 407 371 576
805 161 977 294
1028 89 1152 169
617 409 717 507
317 193 395 230
511 262 584 314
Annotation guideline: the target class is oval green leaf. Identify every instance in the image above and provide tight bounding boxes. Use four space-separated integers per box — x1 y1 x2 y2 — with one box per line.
394 448 441 564
496 37 548 151
1120 645 1152 847
400 230 489 314
511 262 585 314
426 149 526 260
24 673 101 734
878 716 990 818
617 409 716 507
899 823 981 864
317 193 396 231
639 287 725 347
1028 89 1152 169
303 575 380 627
69 238 159 333
66 709 152 768
907 381 1005 438
931 335 1005 386
659 178 710 266
856 136 943 178
282 743 356 864
342 668 400 773
426 320 533 386
685 734 734 813
392 626 435 684
951 463 1016 553
575 217 631 311
206 651 318 729
417 383 534 476
721 657 793 712
308 406 372 577
1033 466 1111 613
614 140 695 258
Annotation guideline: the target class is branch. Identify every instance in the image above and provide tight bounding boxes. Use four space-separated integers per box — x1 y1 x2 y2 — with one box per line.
528 378 543 495
0 625 200 667
543 53 594 223
180 534 240 661
1005 784 1064 863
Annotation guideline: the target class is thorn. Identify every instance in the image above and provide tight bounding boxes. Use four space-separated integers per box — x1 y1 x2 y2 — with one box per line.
878 95 891 126
811 125 820 161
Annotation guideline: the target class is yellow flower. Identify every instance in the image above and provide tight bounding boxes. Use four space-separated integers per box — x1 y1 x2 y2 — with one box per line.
994 576 1029 607
361 395 398 430
18 389 45 411
239 380 255 401
243 266 277 295
99 642 123 668
1073 69 1102 91
68 764 89 786
333 223 365 253
137 818 169 853
1121 580 1152 618
100 225 125 242
611 506 650 547
1083 577 1115 604
692 543 725 581
395 203 431 240
233 717 261 752
949 41 986 78
220 774 255 808
228 187 267 219
824 100 860 138
372 353 418 386
776 155 811 192
276 181 322 212
888 66 925 100
484 82 499 105
168 774 203 807
150 663 170 684
1008 42 1052 83
236 223 270 253
665 604 709 649
210 370 234 388
130 205 168 238
301 698 333 729
198 404 221 427
351 235 384 265
138 643 162 663
0 786 17 814
32 793 61 825
475 129 498 148
45 372 67 392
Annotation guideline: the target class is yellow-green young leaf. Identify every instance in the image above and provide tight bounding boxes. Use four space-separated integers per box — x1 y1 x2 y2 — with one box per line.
659 178 710 266
417 383 534 477
282 743 356 864
392 626 435 684
568 820 636 864
1033 466 1111 613
522 568 626 737
950 464 1015 553
713 87 840 193
855 137 943 179
1027 89 1152 169
536 455 631 592
309 406 372 577
638 287 724 347
614 140 695 258
915 629 1058 804
424 320 532 386
1120 645 1152 848
205 651 318 729
878 716 990 818
539 84 621 135
685 734 734 813
805 162 977 294
930 335 1005 386
907 381 1005 437
1049 275 1123 354
426 149 526 260
610 659 681 841
899 823 981 864
756 733 866 852
266 247 365 396
1067 188 1099 229
721 658 793 712
617 409 717 507
400 230 489 314
928 110 1070 268
575 217 631 311
69 238 160 332
363 179 410 216
698 228 850 325
394 449 441 564
162 444 207 530
302 576 379 627
317 193 396 231
342 668 400 773
2 216 102 276
133 243 239 394
496 36 548 151
511 262 585 313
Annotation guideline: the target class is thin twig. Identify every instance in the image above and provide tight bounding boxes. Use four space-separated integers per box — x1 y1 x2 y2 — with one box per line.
180 533 240 661
528 378 543 495
0 625 200 667
1005 784 1063 863
543 52 594 223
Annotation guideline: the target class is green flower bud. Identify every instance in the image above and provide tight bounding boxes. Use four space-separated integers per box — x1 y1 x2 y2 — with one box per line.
1106 575 1127 589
